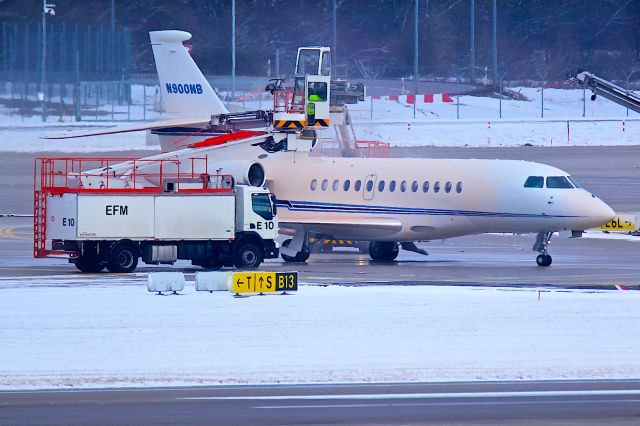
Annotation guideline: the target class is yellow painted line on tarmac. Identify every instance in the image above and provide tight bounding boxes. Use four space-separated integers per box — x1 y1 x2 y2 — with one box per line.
0 225 32 241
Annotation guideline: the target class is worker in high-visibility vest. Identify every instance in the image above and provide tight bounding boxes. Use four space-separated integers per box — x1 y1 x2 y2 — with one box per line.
308 85 322 101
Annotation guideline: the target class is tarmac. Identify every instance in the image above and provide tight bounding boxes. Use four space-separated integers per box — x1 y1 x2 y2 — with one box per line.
2 380 640 425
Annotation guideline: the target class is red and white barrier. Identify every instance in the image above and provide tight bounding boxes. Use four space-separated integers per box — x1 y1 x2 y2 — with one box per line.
371 94 454 103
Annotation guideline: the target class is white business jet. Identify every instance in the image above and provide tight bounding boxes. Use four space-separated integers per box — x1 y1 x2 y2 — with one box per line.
49 30 616 267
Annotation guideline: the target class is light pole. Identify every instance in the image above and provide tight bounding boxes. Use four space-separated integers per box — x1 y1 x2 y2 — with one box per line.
537 70 548 119
332 0 337 76
470 0 474 83
231 0 236 102
622 69 639 117
491 0 497 88
41 1 56 122
413 0 419 119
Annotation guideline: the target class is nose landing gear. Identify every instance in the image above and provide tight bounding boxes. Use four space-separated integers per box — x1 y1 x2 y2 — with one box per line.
533 232 553 267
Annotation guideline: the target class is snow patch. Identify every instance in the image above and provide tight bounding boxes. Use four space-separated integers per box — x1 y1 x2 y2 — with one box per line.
1 282 638 389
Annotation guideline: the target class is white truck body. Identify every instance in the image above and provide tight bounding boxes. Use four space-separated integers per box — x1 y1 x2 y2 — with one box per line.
47 193 236 241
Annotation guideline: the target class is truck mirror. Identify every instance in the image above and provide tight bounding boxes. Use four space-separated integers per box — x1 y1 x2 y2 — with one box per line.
270 194 277 215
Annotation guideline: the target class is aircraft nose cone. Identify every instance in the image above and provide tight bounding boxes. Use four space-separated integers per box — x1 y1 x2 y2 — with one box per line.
586 197 616 228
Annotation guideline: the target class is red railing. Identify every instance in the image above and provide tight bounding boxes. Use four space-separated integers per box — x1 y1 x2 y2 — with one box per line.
310 139 391 158
34 157 235 195
273 90 293 113
355 140 390 158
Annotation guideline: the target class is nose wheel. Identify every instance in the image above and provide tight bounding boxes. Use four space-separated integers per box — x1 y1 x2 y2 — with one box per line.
532 232 553 267
536 254 552 267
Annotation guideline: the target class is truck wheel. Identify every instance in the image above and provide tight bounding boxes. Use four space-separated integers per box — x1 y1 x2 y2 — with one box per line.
234 243 262 269
281 239 311 263
107 242 139 273
74 254 104 273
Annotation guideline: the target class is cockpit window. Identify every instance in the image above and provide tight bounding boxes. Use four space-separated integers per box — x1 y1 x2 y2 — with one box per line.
546 176 574 189
567 176 582 188
524 176 544 188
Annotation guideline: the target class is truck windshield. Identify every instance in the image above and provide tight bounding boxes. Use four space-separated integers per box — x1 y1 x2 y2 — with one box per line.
252 193 273 220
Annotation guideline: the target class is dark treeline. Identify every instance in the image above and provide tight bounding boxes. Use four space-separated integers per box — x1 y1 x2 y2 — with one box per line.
1 0 639 82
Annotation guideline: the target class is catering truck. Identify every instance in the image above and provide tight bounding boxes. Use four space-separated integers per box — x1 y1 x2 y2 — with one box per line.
34 157 278 273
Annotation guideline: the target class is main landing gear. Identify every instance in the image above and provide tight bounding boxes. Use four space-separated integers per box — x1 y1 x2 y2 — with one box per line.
281 239 311 263
369 241 399 262
533 232 553 267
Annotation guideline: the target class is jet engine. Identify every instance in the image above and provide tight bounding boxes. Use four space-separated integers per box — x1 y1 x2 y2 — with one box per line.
209 160 266 187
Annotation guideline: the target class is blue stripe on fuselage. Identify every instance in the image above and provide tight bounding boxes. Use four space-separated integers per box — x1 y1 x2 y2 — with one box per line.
275 199 579 219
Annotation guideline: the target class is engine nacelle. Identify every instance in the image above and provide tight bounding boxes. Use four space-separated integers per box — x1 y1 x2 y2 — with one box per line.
210 160 266 187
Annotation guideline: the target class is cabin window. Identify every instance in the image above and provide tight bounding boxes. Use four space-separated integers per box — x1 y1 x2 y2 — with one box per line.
524 176 544 188
296 48 321 75
310 179 317 191
456 181 463 193
354 180 362 191
343 179 351 191
547 176 574 188
378 180 385 192
445 181 452 193
321 51 331 76
366 180 374 192
332 179 339 191
422 181 429 193
389 180 396 192
411 181 419 192
400 181 407 192
434 181 441 193
321 179 328 191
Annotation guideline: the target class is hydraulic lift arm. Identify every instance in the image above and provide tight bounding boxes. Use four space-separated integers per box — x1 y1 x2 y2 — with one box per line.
569 71 640 113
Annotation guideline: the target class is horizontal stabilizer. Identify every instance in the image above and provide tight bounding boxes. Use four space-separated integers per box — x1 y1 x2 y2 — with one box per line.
41 118 210 139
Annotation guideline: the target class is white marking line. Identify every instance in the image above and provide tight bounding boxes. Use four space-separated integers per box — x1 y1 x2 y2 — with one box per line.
179 389 640 401
256 399 640 409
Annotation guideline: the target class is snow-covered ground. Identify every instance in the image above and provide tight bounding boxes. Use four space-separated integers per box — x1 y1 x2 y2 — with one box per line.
348 87 640 147
0 87 638 152
1 281 638 390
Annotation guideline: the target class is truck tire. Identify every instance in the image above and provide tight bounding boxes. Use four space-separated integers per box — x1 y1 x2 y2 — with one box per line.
74 254 104 273
107 242 139 273
234 243 262 269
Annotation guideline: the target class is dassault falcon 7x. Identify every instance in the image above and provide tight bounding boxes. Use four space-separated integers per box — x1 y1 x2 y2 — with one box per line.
47 30 615 266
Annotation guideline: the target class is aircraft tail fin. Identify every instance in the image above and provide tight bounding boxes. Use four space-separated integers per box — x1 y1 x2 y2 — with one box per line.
149 30 228 119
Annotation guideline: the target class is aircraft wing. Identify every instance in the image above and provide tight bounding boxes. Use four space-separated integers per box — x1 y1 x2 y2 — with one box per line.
279 215 403 239
41 117 210 139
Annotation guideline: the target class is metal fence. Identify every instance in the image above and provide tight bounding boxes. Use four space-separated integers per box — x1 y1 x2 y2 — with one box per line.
0 78 276 122
0 20 131 82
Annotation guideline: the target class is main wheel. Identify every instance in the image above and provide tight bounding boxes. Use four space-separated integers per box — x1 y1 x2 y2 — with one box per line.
369 241 399 261
74 253 104 273
536 254 552 267
106 242 139 273
234 243 262 269
281 239 311 263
